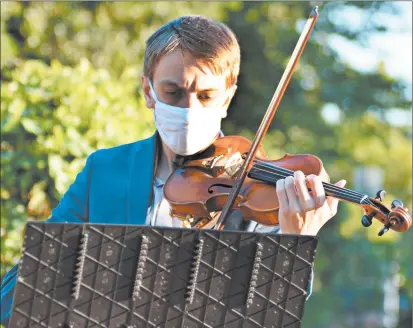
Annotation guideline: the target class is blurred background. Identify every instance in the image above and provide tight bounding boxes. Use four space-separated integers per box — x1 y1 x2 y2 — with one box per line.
0 1 411 327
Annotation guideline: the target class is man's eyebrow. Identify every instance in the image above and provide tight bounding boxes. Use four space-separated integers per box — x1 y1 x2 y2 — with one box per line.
158 79 219 92
158 79 181 87
201 88 220 92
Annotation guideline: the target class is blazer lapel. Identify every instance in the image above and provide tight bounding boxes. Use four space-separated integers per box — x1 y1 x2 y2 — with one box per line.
127 132 158 225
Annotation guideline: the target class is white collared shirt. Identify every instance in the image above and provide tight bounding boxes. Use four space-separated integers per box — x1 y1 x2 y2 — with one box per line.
145 175 184 228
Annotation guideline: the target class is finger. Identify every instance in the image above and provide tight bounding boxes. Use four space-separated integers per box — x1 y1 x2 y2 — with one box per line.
319 166 330 183
276 179 289 212
306 174 326 209
284 176 301 215
327 179 347 215
294 170 314 212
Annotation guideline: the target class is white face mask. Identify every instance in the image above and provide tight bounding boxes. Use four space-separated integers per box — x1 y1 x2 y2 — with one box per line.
149 80 229 156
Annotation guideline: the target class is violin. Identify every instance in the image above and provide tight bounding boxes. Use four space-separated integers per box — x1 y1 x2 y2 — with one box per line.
163 7 412 235
164 135 412 235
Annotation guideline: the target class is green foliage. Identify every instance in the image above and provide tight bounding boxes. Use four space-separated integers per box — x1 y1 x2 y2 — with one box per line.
1 1 240 75
1 1 411 327
1 57 154 270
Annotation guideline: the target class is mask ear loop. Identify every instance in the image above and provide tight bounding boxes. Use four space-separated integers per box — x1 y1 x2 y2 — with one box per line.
148 79 160 104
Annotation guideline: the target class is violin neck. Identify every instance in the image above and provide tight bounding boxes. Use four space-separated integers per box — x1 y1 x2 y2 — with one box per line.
321 182 367 205
248 162 368 205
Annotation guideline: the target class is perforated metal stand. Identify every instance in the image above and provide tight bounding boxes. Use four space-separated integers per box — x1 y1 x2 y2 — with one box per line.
9 222 317 328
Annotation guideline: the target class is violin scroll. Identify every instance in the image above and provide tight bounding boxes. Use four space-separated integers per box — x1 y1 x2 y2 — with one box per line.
361 191 412 236
386 202 411 231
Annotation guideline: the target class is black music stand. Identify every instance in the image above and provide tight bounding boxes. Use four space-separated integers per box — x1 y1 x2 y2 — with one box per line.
8 222 318 327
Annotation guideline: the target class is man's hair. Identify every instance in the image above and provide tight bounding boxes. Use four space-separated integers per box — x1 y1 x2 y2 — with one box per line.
144 15 241 88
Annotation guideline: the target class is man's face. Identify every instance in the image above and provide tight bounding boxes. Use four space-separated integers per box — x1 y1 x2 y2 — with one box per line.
142 49 236 111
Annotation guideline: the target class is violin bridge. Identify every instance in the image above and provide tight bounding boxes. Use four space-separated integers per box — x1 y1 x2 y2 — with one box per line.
224 152 244 178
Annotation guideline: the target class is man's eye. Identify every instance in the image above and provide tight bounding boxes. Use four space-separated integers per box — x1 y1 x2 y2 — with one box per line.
165 90 181 96
199 94 213 100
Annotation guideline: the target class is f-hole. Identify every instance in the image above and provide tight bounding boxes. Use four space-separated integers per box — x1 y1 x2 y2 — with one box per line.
208 183 233 194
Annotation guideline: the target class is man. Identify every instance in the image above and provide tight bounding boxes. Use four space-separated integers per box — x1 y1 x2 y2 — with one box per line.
0 15 346 326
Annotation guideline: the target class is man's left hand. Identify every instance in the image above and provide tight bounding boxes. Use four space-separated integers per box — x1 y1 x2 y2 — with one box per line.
276 170 347 236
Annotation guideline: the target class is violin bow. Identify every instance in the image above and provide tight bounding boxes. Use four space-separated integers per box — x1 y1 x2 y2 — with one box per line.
214 6 320 230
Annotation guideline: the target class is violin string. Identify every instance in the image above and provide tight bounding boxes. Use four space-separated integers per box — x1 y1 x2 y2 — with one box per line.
254 164 375 207
249 166 366 204
251 163 374 206
253 160 367 200
252 160 368 200
250 161 373 206
250 166 372 206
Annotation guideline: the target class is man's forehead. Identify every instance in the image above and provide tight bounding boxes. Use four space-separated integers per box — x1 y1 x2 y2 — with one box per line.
153 50 226 90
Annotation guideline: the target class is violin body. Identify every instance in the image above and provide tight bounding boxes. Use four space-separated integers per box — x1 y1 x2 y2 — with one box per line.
164 136 327 228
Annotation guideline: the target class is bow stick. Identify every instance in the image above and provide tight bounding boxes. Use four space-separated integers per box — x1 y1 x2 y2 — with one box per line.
214 6 320 230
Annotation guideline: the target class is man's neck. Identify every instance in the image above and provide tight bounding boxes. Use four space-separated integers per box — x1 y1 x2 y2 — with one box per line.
156 140 176 182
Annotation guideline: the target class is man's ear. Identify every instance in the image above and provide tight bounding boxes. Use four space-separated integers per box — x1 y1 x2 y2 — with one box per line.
141 75 155 109
222 84 238 113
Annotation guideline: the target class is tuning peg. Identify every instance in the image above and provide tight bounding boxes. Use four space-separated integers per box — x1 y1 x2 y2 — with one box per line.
361 215 374 227
391 200 404 209
378 223 391 236
375 190 386 201
378 220 396 236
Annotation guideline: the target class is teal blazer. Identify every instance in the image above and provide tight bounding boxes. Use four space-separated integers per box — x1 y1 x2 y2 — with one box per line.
0 133 311 326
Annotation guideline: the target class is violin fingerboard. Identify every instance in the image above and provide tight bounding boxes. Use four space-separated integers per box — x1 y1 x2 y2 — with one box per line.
10 222 317 328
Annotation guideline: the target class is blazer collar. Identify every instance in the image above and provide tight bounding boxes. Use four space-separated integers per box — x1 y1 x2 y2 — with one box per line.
127 132 159 225
127 130 224 225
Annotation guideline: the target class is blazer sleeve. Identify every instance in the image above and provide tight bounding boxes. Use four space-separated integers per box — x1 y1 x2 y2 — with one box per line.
0 153 95 327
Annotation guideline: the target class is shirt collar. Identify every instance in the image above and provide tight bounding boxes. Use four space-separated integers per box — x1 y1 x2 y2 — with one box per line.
154 175 164 188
